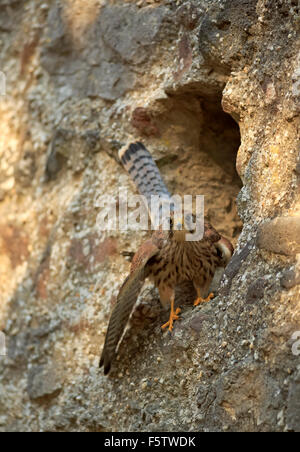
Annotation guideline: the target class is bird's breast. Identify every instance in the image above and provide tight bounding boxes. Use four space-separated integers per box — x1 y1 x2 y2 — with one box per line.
147 240 221 288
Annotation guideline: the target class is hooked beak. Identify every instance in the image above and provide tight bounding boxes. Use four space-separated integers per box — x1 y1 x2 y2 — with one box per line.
174 218 183 231
173 217 186 241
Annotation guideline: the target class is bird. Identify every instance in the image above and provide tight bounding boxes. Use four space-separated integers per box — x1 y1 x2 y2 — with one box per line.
99 142 234 374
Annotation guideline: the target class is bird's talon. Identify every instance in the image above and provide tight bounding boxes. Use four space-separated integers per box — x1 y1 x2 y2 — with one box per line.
193 292 214 306
161 307 181 332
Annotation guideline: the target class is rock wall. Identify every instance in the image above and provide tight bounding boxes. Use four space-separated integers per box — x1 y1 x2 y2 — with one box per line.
0 0 299 432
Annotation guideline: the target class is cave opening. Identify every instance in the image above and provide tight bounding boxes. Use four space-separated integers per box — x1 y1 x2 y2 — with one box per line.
152 92 242 247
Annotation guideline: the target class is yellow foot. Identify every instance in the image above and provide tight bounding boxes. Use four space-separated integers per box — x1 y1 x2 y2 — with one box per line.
161 307 181 332
193 292 214 306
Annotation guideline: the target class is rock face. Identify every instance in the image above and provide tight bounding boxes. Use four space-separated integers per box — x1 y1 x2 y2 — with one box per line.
257 216 300 256
0 0 299 432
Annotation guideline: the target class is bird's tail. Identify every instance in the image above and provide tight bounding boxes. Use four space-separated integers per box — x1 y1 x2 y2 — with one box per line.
119 142 171 208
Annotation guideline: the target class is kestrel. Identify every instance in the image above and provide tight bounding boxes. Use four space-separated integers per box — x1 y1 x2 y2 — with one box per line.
99 142 233 374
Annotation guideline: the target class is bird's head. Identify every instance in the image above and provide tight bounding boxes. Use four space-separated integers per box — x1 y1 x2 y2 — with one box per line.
167 212 234 263
215 235 234 266
202 221 234 265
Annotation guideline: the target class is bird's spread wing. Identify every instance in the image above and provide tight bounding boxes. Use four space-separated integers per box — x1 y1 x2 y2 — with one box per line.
119 142 171 207
99 239 161 375
119 141 175 229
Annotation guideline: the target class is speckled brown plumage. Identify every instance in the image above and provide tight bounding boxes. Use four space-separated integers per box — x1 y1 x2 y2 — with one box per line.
99 142 234 375
147 224 224 304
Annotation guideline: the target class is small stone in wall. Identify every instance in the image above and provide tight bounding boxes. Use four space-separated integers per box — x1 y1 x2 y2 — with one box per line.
280 269 300 290
257 217 300 256
225 240 254 280
27 365 62 400
246 278 266 304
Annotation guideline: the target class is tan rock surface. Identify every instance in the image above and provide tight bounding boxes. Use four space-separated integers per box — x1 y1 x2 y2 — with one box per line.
0 0 299 432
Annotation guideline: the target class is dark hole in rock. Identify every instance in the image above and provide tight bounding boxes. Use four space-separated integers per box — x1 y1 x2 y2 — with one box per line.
144 92 242 247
